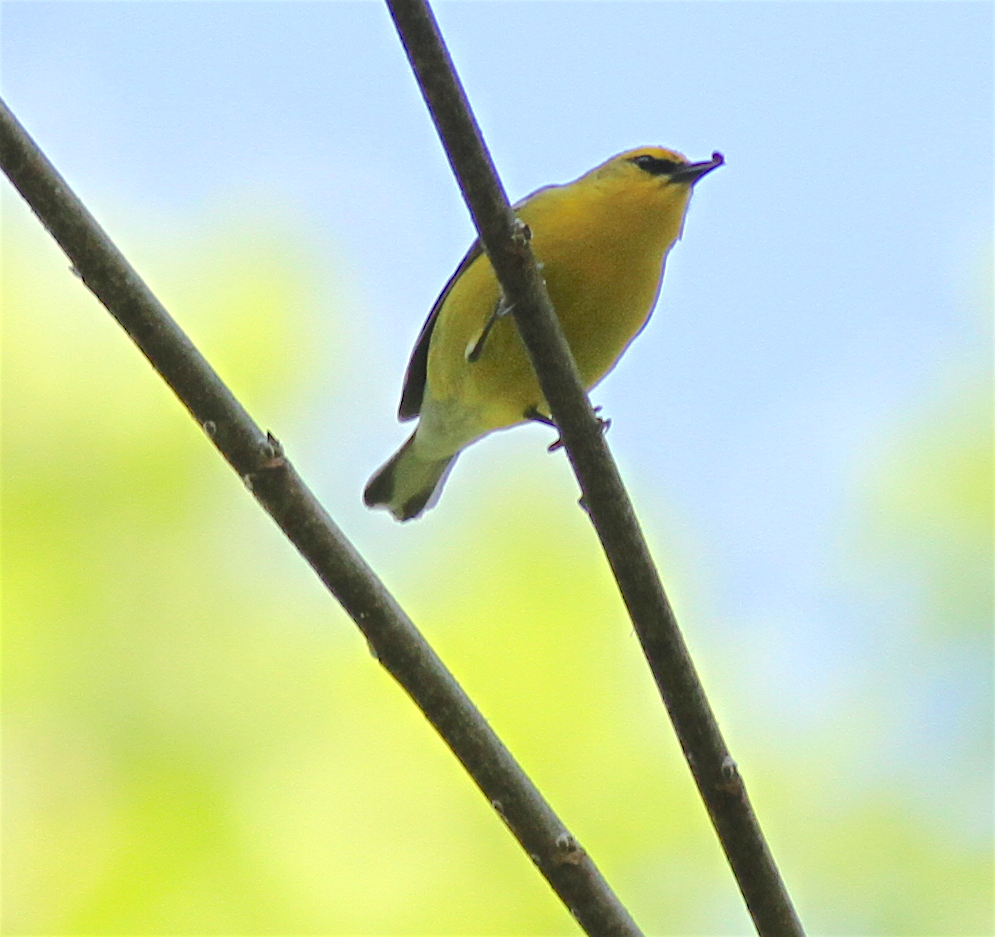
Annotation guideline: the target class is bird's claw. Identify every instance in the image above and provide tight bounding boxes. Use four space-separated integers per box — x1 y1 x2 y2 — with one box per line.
524 406 610 452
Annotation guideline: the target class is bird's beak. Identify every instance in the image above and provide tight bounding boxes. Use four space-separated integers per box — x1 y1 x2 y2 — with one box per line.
672 151 724 184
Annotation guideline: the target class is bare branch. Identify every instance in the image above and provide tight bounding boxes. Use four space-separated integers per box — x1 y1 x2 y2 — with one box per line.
384 1 805 934
0 96 642 937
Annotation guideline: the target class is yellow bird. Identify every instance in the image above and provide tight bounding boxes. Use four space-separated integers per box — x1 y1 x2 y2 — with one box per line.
365 146 723 521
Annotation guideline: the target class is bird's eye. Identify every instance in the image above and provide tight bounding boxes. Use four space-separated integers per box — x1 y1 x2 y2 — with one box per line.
631 154 679 175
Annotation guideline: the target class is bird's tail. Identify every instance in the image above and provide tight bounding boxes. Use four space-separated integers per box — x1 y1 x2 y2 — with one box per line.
363 431 458 522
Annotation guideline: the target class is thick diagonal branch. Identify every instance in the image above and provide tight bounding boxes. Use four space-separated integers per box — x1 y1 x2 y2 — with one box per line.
384 1 805 934
0 96 641 937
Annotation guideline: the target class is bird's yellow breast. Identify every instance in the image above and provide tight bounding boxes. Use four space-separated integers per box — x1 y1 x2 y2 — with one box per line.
424 161 694 435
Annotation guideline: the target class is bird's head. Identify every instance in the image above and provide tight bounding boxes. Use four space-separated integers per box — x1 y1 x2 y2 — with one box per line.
595 146 723 196
578 146 724 239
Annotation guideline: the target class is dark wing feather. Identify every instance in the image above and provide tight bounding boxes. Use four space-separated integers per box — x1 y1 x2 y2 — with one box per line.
397 187 554 420
397 238 485 420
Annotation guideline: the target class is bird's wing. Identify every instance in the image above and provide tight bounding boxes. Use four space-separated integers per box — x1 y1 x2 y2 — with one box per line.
396 186 555 421
397 238 484 420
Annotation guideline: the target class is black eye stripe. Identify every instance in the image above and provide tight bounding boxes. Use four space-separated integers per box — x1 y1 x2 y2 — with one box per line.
631 154 680 175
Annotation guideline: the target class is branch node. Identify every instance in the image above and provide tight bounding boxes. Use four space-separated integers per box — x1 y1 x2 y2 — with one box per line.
554 832 587 866
717 755 745 795
241 433 288 490
510 217 532 251
258 432 287 471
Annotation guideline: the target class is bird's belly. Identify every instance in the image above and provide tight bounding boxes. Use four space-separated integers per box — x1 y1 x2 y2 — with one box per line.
548 255 662 386
423 246 664 446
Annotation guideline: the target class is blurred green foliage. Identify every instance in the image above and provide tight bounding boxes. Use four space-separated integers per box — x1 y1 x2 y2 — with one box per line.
2 199 991 935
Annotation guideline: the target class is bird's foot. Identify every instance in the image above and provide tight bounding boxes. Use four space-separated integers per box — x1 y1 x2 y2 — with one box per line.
524 406 610 452
467 296 513 363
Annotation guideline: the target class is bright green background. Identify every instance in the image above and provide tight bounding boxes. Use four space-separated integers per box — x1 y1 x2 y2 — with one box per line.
3 197 991 933
2 2 993 934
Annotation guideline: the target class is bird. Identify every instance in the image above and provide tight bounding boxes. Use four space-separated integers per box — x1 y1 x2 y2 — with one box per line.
364 146 723 521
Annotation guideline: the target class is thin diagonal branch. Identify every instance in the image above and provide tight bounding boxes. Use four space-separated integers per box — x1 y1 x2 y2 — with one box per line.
384 1 805 934
0 96 642 937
